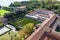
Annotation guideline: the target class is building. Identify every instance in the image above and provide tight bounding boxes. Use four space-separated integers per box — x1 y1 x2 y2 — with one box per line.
25 9 60 40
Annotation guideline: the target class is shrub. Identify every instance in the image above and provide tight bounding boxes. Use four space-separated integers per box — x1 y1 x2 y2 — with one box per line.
23 23 34 34
18 23 34 38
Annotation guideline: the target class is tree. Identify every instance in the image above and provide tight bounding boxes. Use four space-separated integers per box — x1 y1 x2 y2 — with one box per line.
15 9 27 17
18 23 34 38
26 1 40 12
23 23 34 34
9 1 20 7
2 7 14 11
4 12 15 20
20 1 31 6
9 3 15 7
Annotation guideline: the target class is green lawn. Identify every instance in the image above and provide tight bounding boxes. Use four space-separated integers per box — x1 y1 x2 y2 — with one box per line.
0 10 10 17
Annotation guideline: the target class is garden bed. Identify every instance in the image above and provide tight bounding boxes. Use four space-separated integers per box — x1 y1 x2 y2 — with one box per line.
8 17 41 30
7 17 42 39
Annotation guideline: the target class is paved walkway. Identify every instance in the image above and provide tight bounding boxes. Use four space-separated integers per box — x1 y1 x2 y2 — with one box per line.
0 26 11 36
5 24 16 31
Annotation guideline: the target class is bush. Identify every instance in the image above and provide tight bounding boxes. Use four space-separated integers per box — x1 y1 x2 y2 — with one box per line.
18 23 34 38
23 23 34 34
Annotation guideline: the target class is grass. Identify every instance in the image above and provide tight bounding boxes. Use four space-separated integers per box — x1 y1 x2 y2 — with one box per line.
0 10 10 17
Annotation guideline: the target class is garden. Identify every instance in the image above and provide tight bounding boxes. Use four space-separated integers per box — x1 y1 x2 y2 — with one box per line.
8 17 40 30
1 17 41 40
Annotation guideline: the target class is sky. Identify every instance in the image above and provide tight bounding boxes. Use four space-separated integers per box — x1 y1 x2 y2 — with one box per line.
0 0 60 6
0 0 29 6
